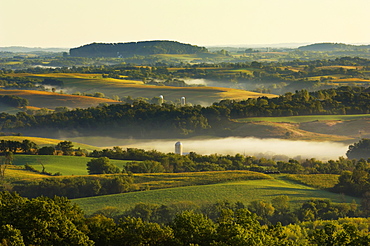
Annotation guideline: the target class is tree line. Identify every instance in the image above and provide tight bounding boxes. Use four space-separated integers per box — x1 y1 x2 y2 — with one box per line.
1 192 370 246
0 86 370 138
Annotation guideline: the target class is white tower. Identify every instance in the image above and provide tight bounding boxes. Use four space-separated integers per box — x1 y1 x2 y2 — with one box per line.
181 96 186 106
159 95 164 105
175 141 183 155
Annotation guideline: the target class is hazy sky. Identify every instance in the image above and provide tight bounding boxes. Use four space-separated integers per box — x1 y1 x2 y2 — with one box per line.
1 0 369 48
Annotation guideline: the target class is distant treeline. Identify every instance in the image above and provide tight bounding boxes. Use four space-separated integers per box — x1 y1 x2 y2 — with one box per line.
70 40 208 58
1 86 370 137
0 95 29 107
14 175 134 199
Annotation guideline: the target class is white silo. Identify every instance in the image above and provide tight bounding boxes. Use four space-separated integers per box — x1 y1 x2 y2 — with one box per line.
181 96 186 106
175 141 183 155
159 95 164 105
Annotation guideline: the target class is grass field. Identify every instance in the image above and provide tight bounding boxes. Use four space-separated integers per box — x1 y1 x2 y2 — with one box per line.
0 136 100 151
73 175 359 215
7 73 277 105
11 155 129 176
235 114 370 123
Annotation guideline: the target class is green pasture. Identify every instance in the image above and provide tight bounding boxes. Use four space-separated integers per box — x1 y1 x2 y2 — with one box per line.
74 176 358 215
12 155 130 176
236 114 370 123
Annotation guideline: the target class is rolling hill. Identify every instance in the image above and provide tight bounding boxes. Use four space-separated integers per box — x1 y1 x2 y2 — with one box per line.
74 175 358 215
0 89 120 109
7 73 277 105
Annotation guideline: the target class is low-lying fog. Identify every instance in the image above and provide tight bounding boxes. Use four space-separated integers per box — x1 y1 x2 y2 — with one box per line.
185 79 268 92
69 136 349 161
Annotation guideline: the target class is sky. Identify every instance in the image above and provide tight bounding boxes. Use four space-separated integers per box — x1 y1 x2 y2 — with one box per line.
1 0 369 48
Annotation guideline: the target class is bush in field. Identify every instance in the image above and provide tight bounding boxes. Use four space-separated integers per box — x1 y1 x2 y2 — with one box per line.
87 157 121 174
38 146 55 155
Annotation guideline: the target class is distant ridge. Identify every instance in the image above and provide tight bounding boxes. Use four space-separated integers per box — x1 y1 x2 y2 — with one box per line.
298 42 370 51
0 46 68 53
69 40 208 58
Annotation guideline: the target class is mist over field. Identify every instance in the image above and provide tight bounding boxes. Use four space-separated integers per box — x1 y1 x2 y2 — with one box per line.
69 136 349 161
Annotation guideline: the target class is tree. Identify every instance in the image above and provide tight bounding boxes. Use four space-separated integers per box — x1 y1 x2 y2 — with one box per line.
0 192 93 245
20 139 38 154
346 138 370 159
38 146 55 155
87 157 121 174
171 210 216 245
0 224 25 246
56 141 74 155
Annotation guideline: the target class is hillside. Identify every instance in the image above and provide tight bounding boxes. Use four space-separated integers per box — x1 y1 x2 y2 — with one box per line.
8 73 277 105
70 40 208 58
298 42 370 51
0 89 120 109
74 176 358 215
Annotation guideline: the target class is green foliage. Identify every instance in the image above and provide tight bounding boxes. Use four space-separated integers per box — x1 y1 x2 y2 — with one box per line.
346 138 370 159
14 174 134 199
0 224 25 246
38 146 55 155
87 157 121 174
0 139 38 154
0 192 93 245
0 95 28 107
56 140 74 155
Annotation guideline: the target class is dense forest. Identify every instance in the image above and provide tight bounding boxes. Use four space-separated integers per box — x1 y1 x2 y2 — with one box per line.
69 41 208 58
1 192 370 245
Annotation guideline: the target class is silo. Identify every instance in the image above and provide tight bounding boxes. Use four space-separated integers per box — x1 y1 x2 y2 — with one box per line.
159 95 164 104
175 141 183 155
181 96 186 106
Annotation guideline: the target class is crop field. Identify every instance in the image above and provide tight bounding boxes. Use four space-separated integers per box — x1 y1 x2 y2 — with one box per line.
133 170 271 190
2 165 49 181
235 114 370 123
12 155 129 176
284 174 340 189
7 73 278 105
74 176 359 215
0 89 120 109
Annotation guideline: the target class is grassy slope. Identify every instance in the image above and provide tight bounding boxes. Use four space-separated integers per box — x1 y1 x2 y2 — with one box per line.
225 120 352 142
12 155 129 176
0 89 120 109
0 136 99 151
74 175 358 215
231 115 370 142
8 73 277 105
236 114 370 123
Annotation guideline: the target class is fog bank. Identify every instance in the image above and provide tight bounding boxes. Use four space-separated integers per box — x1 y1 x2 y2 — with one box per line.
68 136 349 161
